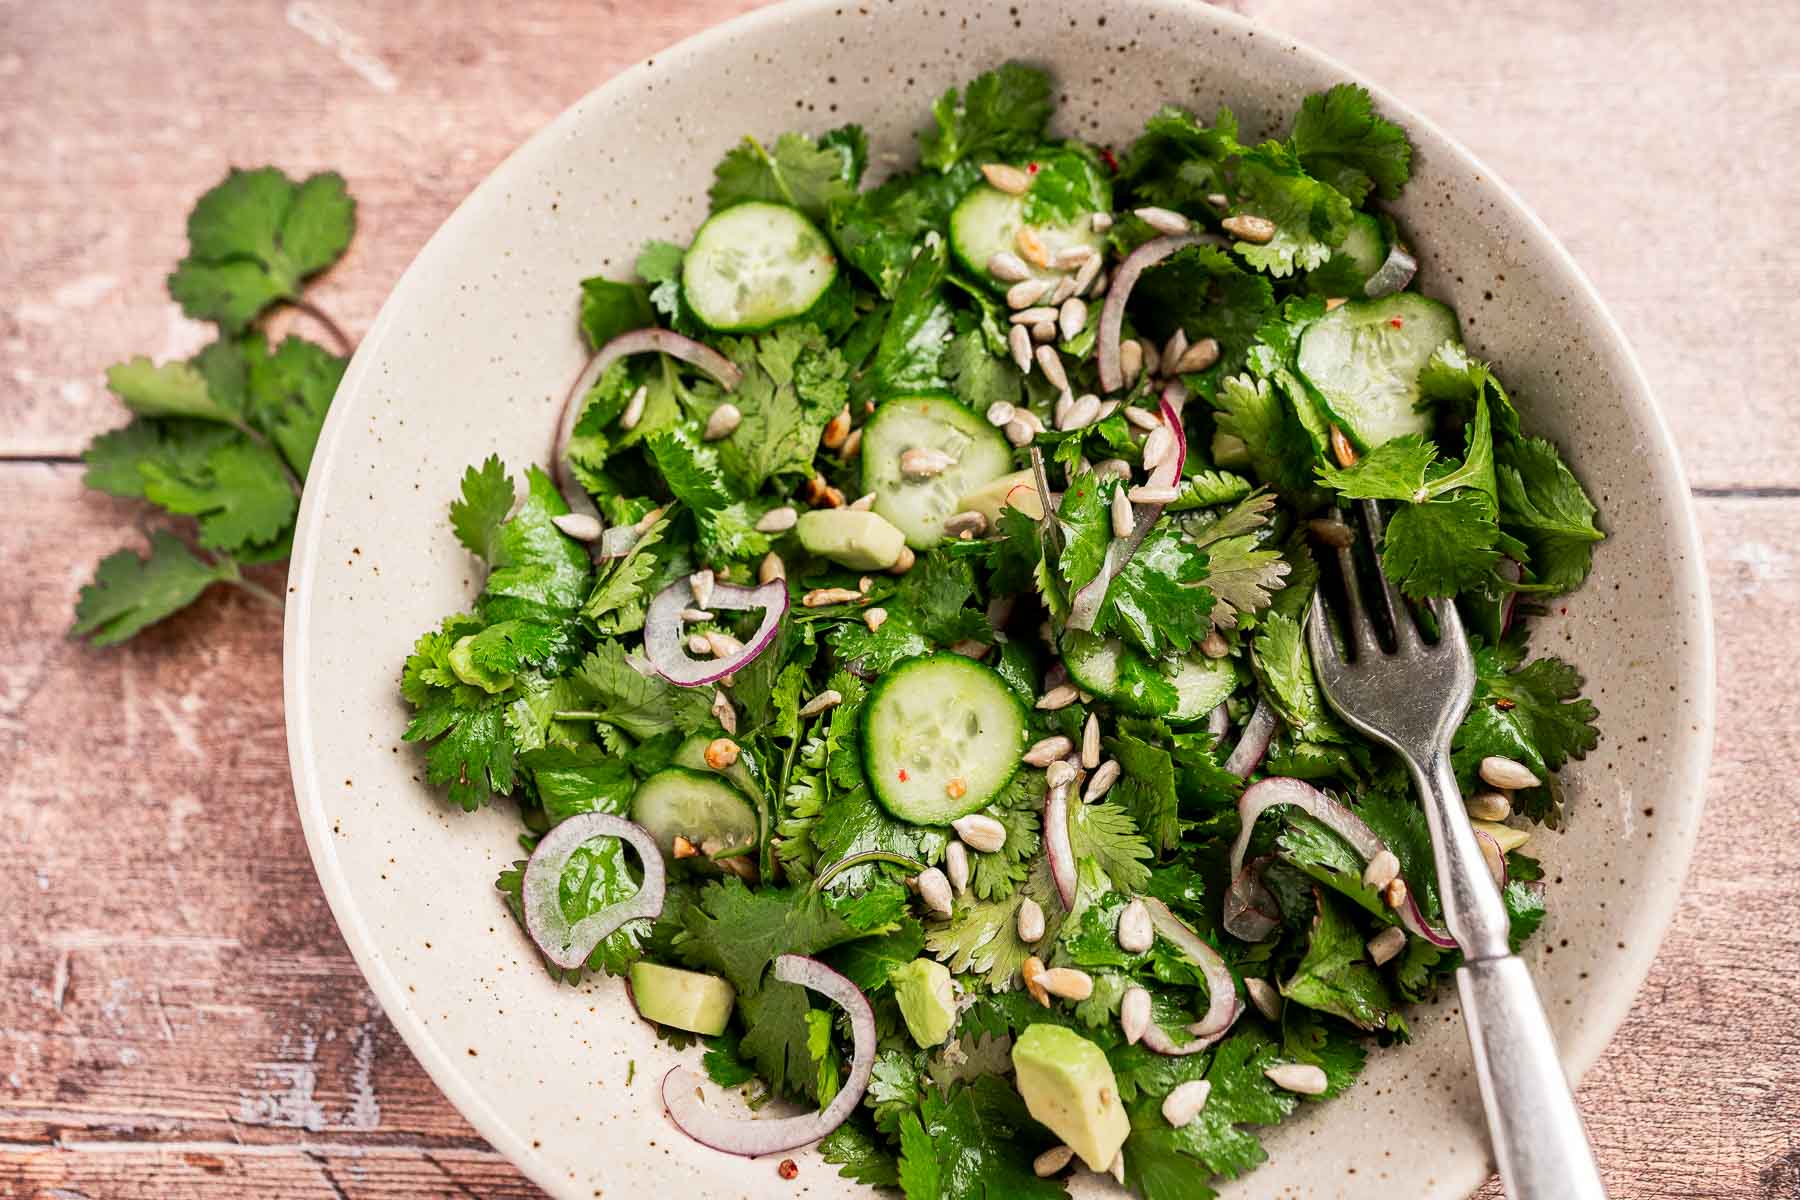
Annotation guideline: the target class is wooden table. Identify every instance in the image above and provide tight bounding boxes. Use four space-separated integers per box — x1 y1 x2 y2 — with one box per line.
3 1 1795 1196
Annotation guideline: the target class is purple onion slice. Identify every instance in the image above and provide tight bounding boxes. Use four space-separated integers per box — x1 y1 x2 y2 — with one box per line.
643 578 787 688
1096 235 1220 393
1044 783 1077 911
522 814 665 970
1222 699 1277 778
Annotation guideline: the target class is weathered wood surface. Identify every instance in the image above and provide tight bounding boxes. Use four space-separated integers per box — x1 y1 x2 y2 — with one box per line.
1 1 1795 1197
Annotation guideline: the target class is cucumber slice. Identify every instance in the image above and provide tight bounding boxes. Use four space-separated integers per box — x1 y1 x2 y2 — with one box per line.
1305 213 1387 297
682 201 838 332
673 733 766 810
949 185 1107 289
630 766 758 862
862 393 1014 549
1062 631 1236 721
1296 294 1462 450
629 962 735 1036
864 654 1026 824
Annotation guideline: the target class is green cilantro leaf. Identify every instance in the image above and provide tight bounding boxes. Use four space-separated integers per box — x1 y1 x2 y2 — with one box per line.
582 510 672 635
138 437 297 553
1069 799 1154 894
167 168 355 332
858 235 954 401
450 455 515 563
1287 84 1412 206
709 132 859 222
897 1076 1064 1200
829 164 977 297
1250 610 1348 743
1213 372 1318 493
927 856 1065 987
579 275 655 349
1379 488 1502 598
561 640 712 742
1130 243 1276 382
477 466 593 622
1021 145 1112 227
1417 341 1522 440
1106 725 1184 854
643 428 771 562
1229 142 1354 277
1117 105 1242 213
1496 437 1604 593
919 63 1054 171
105 356 238 424
1099 522 1216 656
940 325 1023 418
1121 1026 1296 1195
820 1119 901 1188
242 334 344 477
70 532 238 645
1453 640 1599 822
1315 434 1437 501
1279 889 1404 1033
709 324 849 492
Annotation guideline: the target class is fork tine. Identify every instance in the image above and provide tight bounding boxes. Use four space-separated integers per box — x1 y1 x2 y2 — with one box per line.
1322 514 1382 659
1358 500 1422 652
1308 585 1346 672
1429 594 1467 650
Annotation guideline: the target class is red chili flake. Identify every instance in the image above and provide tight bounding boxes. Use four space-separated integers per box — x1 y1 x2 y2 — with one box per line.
1027 160 1041 175
1389 317 1404 329
778 1159 799 1181
1099 146 1120 172
898 769 909 782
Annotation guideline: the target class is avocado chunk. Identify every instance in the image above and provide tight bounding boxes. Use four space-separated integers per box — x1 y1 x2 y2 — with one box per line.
1472 819 1531 853
956 468 1044 526
795 508 908 570
1012 1024 1130 1172
628 962 736 1036
890 958 957 1048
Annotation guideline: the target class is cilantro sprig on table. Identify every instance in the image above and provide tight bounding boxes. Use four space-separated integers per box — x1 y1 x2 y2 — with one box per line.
71 167 356 645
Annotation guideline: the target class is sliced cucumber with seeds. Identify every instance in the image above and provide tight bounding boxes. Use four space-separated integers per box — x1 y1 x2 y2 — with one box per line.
630 766 758 863
673 732 767 810
682 201 838 333
949 185 1106 289
862 393 1014 549
1296 294 1462 451
1062 631 1236 722
864 654 1026 824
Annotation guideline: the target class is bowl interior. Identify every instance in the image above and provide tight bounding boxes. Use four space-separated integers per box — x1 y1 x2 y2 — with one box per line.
285 2 1712 1196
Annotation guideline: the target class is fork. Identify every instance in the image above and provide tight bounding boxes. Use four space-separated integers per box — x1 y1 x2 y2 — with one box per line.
1307 500 1608 1200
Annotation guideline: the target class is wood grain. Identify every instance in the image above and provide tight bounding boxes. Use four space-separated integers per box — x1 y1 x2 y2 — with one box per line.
1 1 1795 1197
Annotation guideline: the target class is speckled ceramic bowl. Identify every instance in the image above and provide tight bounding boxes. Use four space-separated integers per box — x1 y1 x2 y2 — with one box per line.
284 1 1714 1196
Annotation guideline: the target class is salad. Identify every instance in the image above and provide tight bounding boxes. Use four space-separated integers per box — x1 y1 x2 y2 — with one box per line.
400 64 1605 1197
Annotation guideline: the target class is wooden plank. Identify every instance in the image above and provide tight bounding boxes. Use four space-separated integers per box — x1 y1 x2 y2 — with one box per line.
4 462 1796 1195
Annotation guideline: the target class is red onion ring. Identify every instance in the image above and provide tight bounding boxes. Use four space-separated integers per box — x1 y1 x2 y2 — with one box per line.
1223 857 1282 943
1135 897 1242 1055
1497 557 1523 634
1096 234 1220 393
1363 242 1419 299
1473 828 1509 889
661 955 875 1156
1044 783 1077 911
644 578 787 687
522 814 665 970
552 328 743 525
1207 702 1230 742
1226 776 1457 949
1221 698 1276 778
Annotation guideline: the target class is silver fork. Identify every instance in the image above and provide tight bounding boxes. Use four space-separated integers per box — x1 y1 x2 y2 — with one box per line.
1307 501 1608 1200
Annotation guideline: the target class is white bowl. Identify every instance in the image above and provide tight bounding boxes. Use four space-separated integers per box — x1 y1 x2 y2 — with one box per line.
284 1 1715 1195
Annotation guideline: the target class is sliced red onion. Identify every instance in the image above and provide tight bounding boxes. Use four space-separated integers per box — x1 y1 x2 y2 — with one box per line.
643 578 787 687
1497 557 1523 634
1221 698 1276 778
1362 242 1419 299
1226 776 1456 948
1096 234 1219 393
1044 783 1077 911
661 954 875 1156
522 814 665 970
1207 702 1230 742
1473 828 1509 889
1223 857 1282 943
1148 384 1188 487
1144 897 1241 1039
552 328 743 524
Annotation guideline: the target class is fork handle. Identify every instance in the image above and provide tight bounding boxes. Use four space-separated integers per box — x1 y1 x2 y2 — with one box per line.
1459 957 1609 1198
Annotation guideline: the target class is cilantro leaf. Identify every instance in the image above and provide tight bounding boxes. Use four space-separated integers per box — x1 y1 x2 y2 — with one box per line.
1250 610 1348 743
242 334 344 477
70 532 237 645
1379 488 1502 598
582 510 672 635
1021 145 1112 227
1068 799 1154 893
579 275 655 349
830 164 976 297
1496 437 1604 593
105 356 237 424
927 856 1065 987
709 325 849 492
897 1076 1064 1200
137 437 297 553
940 326 1024 418
1230 142 1354 277
1279 889 1404 1033
1288 84 1412 206
820 1119 900 1188
562 640 712 741
643 428 771 562
1106 725 1184 853
1099 523 1216 656
1053 474 1116 597
1315 434 1437 501
1213 372 1318 493
1117 105 1242 213
967 772 1043 902
449 455 515 563
919 63 1054 171
1122 1026 1296 1195
167 168 354 332
1453 641 1599 822
477 466 593 622
858 235 954 401
1129 243 1275 382
709 132 859 222
1416 340 1522 440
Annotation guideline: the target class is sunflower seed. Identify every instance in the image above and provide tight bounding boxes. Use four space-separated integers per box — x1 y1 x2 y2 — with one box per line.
1361 850 1401 892
755 506 798 533
1139 337 1162 376
798 689 842 718
1119 339 1145 388
1050 244 1093 271
1479 756 1541 790
1200 630 1229 659
1024 735 1074 767
1098 399 1120 422
1004 417 1034 447
1105 487 1134 540
1016 227 1052 268
1091 211 1115 233
849 491 875 511
1307 516 1356 548
1084 758 1121 801
803 586 864 607
982 162 1032 194
689 569 715 610
1330 423 1359 468
840 427 863 460
1016 897 1046 943
1009 305 1059 326
1324 296 1348 311
759 551 786 584
1053 391 1074 428
1174 337 1221 373
1383 877 1409 910
1033 1144 1075 1177
1008 324 1034 372
1082 712 1102 768
1367 926 1407 966
1058 297 1087 342
706 631 744 658
1245 976 1282 1021
1014 407 1046 434
1095 457 1133 482
710 689 739 735
620 384 648 430
1123 405 1161 432
1022 955 1050 1006
917 868 954 917
945 840 970 894
1087 268 1109 298
1073 253 1104 296
1108 1150 1126 1185
988 251 1032 282
1162 329 1188 372
822 406 851 449
686 633 712 655
1049 273 1078 305
703 737 740 770
944 510 988 539
1162 1080 1213 1128
986 400 1016 427
888 544 916 574
1031 320 1057 343
951 813 1007 853
1060 393 1101 431
679 607 714 622
1117 897 1153 953
1121 985 1152 1045
1127 484 1180 504
1222 213 1277 244
1206 192 1229 210
863 607 888 633
704 403 742 441
1045 760 1078 789
1135 206 1191 235
552 512 603 541
1265 1063 1329 1095
1035 345 1069 392
1142 425 1176 470
900 446 957 478
1039 967 1093 1001
1007 277 1052 309
1468 791 1513 821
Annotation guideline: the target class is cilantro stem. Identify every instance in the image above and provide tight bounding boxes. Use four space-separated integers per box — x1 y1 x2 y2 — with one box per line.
222 575 283 611
811 849 927 892
292 297 354 357
551 710 606 721
708 843 758 862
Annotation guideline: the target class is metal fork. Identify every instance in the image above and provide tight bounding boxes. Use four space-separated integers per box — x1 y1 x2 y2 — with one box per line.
1307 500 1608 1200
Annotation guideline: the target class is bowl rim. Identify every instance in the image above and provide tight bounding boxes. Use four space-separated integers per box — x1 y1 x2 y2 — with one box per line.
284 0 1716 1194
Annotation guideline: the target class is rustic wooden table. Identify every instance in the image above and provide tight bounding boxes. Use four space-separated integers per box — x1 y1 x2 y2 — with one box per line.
3 1 1795 1196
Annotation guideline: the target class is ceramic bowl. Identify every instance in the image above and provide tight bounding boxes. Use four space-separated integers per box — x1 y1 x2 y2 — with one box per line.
284 1 1714 1195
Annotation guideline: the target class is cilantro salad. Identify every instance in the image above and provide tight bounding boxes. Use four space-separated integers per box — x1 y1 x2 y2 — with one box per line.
400 64 1605 1195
